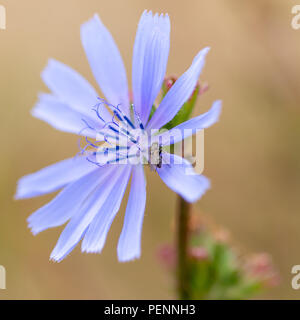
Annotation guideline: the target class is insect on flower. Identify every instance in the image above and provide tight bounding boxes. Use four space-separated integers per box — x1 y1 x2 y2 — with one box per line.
148 142 163 170
15 10 222 262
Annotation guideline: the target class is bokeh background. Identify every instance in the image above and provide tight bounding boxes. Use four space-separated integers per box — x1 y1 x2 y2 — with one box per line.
0 0 300 299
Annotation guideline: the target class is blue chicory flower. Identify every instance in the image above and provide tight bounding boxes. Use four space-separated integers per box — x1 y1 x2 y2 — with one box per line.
15 11 222 262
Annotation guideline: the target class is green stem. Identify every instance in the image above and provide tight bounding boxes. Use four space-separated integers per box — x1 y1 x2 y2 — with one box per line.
177 195 191 299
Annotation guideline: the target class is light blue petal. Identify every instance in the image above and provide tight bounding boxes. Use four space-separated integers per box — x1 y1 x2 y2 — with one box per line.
132 10 170 125
81 165 132 253
157 153 210 202
32 94 100 138
154 100 222 146
80 14 129 115
50 165 128 262
41 59 111 123
117 165 146 262
27 167 105 235
147 48 210 130
15 156 96 199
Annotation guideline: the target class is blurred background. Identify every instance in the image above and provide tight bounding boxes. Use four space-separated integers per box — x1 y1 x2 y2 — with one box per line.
0 0 300 299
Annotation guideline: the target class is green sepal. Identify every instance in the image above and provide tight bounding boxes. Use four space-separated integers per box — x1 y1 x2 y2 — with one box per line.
163 86 200 130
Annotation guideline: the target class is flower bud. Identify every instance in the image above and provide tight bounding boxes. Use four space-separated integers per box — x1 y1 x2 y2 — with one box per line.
189 247 209 261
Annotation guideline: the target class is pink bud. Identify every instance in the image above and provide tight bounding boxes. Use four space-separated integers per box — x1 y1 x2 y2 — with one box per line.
189 247 209 261
164 76 177 90
157 244 176 269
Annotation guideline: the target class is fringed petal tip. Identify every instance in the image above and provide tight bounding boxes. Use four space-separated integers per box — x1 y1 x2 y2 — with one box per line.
50 244 76 263
81 241 104 254
49 242 142 263
14 177 40 200
140 10 170 32
50 247 74 263
14 184 24 201
40 58 55 79
49 255 60 263
142 9 169 18
13 157 98 201
118 253 141 263
80 11 129 114
81 248 102 254
132 9 170 125
27 217 44 236
27 224 39 237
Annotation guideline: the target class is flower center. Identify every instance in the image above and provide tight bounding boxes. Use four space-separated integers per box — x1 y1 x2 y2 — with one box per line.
78 100 147 166
79 99 164 170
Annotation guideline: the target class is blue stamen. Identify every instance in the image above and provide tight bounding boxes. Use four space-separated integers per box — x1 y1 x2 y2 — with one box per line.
131 104 144 130
92 101 106 123
77 138 93 155
78 118 97 136
108 124 119 134
113 110 123 122
123 115 135 129
85 136 99 148
113 106 136 130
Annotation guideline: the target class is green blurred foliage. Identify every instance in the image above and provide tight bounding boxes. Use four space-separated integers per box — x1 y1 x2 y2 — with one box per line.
187 233 263 300
158 212 279 300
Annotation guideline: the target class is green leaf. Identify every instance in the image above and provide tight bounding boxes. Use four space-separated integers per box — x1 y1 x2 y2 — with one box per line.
163 86 200 130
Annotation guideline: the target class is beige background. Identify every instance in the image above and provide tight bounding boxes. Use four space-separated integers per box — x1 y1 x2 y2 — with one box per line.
0 0 300 299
